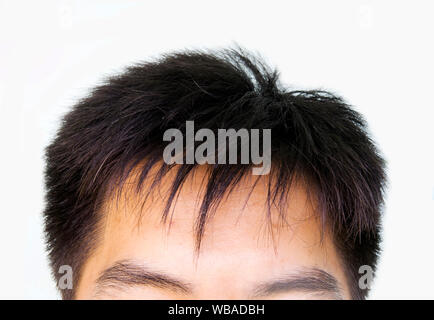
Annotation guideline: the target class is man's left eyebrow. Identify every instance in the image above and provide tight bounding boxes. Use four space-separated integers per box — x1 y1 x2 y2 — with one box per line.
251 267 344 299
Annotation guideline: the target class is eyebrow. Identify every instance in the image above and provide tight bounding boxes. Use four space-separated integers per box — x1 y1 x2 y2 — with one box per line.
94 260 343 299
94 260 192 296
251 268 343 299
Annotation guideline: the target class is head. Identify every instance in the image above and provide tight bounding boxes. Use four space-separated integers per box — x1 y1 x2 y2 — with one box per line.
44 48 386 300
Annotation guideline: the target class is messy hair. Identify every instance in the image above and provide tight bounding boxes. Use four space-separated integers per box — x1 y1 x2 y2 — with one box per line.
44 48 386 299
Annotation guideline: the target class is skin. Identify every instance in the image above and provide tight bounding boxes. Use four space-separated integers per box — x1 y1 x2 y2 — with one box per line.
75 165 351 299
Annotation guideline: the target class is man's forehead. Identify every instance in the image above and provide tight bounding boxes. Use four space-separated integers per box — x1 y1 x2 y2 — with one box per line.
101 163 323 243
77 163 350 299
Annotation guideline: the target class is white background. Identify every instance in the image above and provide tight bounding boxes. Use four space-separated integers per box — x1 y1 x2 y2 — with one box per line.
0 0 433 299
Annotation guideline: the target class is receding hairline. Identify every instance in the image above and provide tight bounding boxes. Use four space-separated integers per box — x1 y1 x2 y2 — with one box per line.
98 160 326 241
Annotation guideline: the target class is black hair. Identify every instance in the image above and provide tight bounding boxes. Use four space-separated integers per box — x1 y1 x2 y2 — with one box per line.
44 48 386 299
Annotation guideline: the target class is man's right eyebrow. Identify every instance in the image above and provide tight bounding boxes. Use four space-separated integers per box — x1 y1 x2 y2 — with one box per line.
94 260 192 296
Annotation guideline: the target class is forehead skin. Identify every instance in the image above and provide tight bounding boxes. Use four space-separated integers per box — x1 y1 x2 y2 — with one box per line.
75 165 351 299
